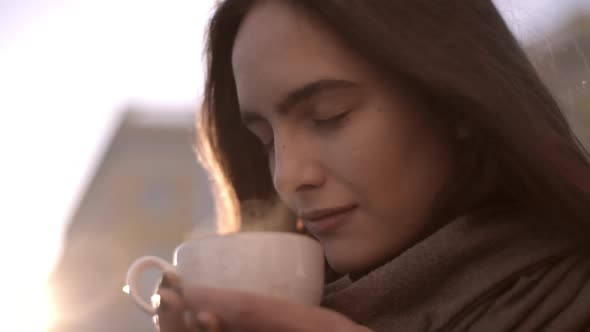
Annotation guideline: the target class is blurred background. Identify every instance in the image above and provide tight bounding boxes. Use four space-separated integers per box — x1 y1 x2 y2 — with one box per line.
0 0 588 331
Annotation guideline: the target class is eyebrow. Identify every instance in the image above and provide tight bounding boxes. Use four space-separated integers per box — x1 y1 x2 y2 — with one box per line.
241 79 359 126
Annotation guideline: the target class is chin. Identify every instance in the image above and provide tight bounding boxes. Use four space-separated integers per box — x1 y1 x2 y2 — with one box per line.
321 237 397 277
322 242 375 276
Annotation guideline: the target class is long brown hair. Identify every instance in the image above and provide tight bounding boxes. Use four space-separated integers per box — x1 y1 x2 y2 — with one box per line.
196 0 590 238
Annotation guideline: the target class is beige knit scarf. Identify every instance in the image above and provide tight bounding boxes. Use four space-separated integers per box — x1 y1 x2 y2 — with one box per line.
322 209 590 331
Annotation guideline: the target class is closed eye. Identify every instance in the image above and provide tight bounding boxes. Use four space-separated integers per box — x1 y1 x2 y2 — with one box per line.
312 111 350 127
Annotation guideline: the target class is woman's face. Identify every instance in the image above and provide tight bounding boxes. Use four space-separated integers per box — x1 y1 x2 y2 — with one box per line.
232 1 454 274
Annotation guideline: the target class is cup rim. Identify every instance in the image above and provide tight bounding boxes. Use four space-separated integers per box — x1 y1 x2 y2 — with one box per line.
175 231 322 254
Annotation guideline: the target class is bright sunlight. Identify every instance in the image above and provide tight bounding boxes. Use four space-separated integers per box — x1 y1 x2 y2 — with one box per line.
0 1 214 331
1 282 55 332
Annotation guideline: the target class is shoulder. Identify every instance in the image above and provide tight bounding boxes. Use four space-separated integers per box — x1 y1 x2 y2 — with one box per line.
453 247 590 331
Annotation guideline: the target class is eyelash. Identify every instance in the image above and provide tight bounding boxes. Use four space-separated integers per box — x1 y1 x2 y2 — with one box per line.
312 111 350 127
261 111 351 153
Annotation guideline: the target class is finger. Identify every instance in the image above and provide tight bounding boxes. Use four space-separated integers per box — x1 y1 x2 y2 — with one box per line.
157 288 192 332
196 311 223 332
182 286 264 327
183 310 223 332
182 286 351 332
159 271 183 294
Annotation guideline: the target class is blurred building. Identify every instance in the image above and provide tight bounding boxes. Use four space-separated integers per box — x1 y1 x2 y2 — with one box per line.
526 10 590 148
49 108 217 332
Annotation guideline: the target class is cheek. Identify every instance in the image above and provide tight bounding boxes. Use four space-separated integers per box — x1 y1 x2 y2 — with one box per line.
331 106 450 216
325 108 407 191
348 124 405 204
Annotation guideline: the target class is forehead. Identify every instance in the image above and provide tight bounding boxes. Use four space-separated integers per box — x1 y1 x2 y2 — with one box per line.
231 1 373 113
232 1 306 70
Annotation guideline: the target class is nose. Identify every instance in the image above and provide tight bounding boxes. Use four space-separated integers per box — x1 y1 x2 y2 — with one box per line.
271 137 326 198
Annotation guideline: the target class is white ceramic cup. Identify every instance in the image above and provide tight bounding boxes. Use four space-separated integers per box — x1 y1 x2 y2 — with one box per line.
126 231 325 315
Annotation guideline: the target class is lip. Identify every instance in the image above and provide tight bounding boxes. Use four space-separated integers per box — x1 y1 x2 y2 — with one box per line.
299 204 357 235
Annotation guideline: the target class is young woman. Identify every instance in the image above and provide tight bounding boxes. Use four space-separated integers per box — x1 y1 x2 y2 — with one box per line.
156 1 590 331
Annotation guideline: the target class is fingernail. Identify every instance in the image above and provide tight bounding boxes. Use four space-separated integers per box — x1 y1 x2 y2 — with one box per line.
186 311 209 332
195 311 212 332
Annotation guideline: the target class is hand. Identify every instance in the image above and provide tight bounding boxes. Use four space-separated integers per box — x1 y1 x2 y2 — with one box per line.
156 272 371 332
154 272 194 332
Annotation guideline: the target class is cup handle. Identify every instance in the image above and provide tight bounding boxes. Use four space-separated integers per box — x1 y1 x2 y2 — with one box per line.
126 256 176 315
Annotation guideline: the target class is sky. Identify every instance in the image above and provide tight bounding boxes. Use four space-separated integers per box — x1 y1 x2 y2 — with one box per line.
0 0 588 331
494 0 589 41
